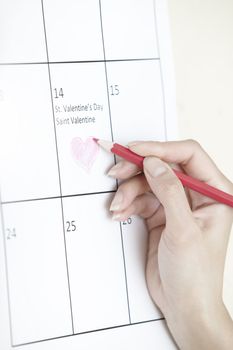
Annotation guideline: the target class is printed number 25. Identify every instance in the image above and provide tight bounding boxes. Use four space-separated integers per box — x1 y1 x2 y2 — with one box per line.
66 220 77 232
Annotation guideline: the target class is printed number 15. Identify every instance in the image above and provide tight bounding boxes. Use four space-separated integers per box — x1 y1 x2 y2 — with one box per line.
110 85 120 96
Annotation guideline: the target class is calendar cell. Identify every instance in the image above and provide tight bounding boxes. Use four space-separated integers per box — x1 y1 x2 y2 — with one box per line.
2 199 73 345
0 0 46 63
0 65 60 202
63 193 130 332
107 60 166 143
43 0 104 62
101 0 159 60
121 216 161 322
50 62 116 196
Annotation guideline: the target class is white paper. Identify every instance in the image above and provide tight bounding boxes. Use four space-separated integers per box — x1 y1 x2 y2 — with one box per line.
0 0 177 348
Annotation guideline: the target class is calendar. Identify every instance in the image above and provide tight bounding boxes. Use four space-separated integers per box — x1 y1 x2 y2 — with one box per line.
0 1 177 349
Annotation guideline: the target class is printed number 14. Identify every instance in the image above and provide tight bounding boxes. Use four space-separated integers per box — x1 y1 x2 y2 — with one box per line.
54 88 64 99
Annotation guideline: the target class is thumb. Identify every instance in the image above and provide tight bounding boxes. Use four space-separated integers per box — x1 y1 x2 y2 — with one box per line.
143 157 195 233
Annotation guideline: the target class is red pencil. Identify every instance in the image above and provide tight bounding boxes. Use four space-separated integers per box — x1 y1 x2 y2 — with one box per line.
94 138 233 208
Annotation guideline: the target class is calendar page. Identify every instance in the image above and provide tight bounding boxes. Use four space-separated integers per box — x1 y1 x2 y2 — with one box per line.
0 1 177 349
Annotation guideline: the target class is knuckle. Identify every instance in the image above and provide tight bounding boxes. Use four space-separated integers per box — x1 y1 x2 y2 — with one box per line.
213 176 233 196
185 139 201 150
118 174 144 194
224 179 233 195
147 141 163 154
117 181 129 194
159 177 182 197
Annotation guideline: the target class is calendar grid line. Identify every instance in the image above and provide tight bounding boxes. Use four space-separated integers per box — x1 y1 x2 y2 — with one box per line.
99 0 132 324
0 192 14 347
11 317 165 348
153 0 168 141
41 0 75 335
1 190 118 206
119 221 132 324
99 0 115 144
0 57 160 66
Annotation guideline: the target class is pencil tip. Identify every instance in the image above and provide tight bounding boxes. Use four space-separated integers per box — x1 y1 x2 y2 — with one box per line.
95 139 113 152
92 137 99 143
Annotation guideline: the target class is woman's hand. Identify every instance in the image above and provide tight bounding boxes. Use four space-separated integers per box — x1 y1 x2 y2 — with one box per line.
108 140 233 350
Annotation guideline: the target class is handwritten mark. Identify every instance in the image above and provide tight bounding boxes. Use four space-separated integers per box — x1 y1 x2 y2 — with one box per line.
71 136 99 172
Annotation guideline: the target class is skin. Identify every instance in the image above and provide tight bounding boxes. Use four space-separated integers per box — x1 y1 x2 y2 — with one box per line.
107 140 233 350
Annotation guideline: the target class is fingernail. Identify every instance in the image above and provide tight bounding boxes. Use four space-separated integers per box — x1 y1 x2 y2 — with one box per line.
144 157 167 177
107 162 123 177
110 191 124 211
112 213 122 221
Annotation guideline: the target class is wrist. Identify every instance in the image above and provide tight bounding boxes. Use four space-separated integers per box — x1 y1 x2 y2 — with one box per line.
165 299 233 349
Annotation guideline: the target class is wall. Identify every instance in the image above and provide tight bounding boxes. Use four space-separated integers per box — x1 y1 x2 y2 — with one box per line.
167 0 233 316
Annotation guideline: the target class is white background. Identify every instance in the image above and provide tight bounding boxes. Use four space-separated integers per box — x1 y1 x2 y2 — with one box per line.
167 0 233 318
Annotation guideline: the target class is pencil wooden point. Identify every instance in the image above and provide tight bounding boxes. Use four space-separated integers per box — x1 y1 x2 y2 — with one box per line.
96 139 113 152
92 137 99 143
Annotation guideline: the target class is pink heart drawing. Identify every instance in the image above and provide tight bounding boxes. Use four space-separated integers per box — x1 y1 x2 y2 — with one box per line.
71 137 99 172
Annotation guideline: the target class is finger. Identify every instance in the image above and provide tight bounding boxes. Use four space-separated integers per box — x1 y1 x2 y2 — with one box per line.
111 192 160 221
107 148 185 181
111 194 165 232
146 204 166 232
143 156 196 236
129 140 229 188
146 227 163 307
110 174 150 212
107 160 140 179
